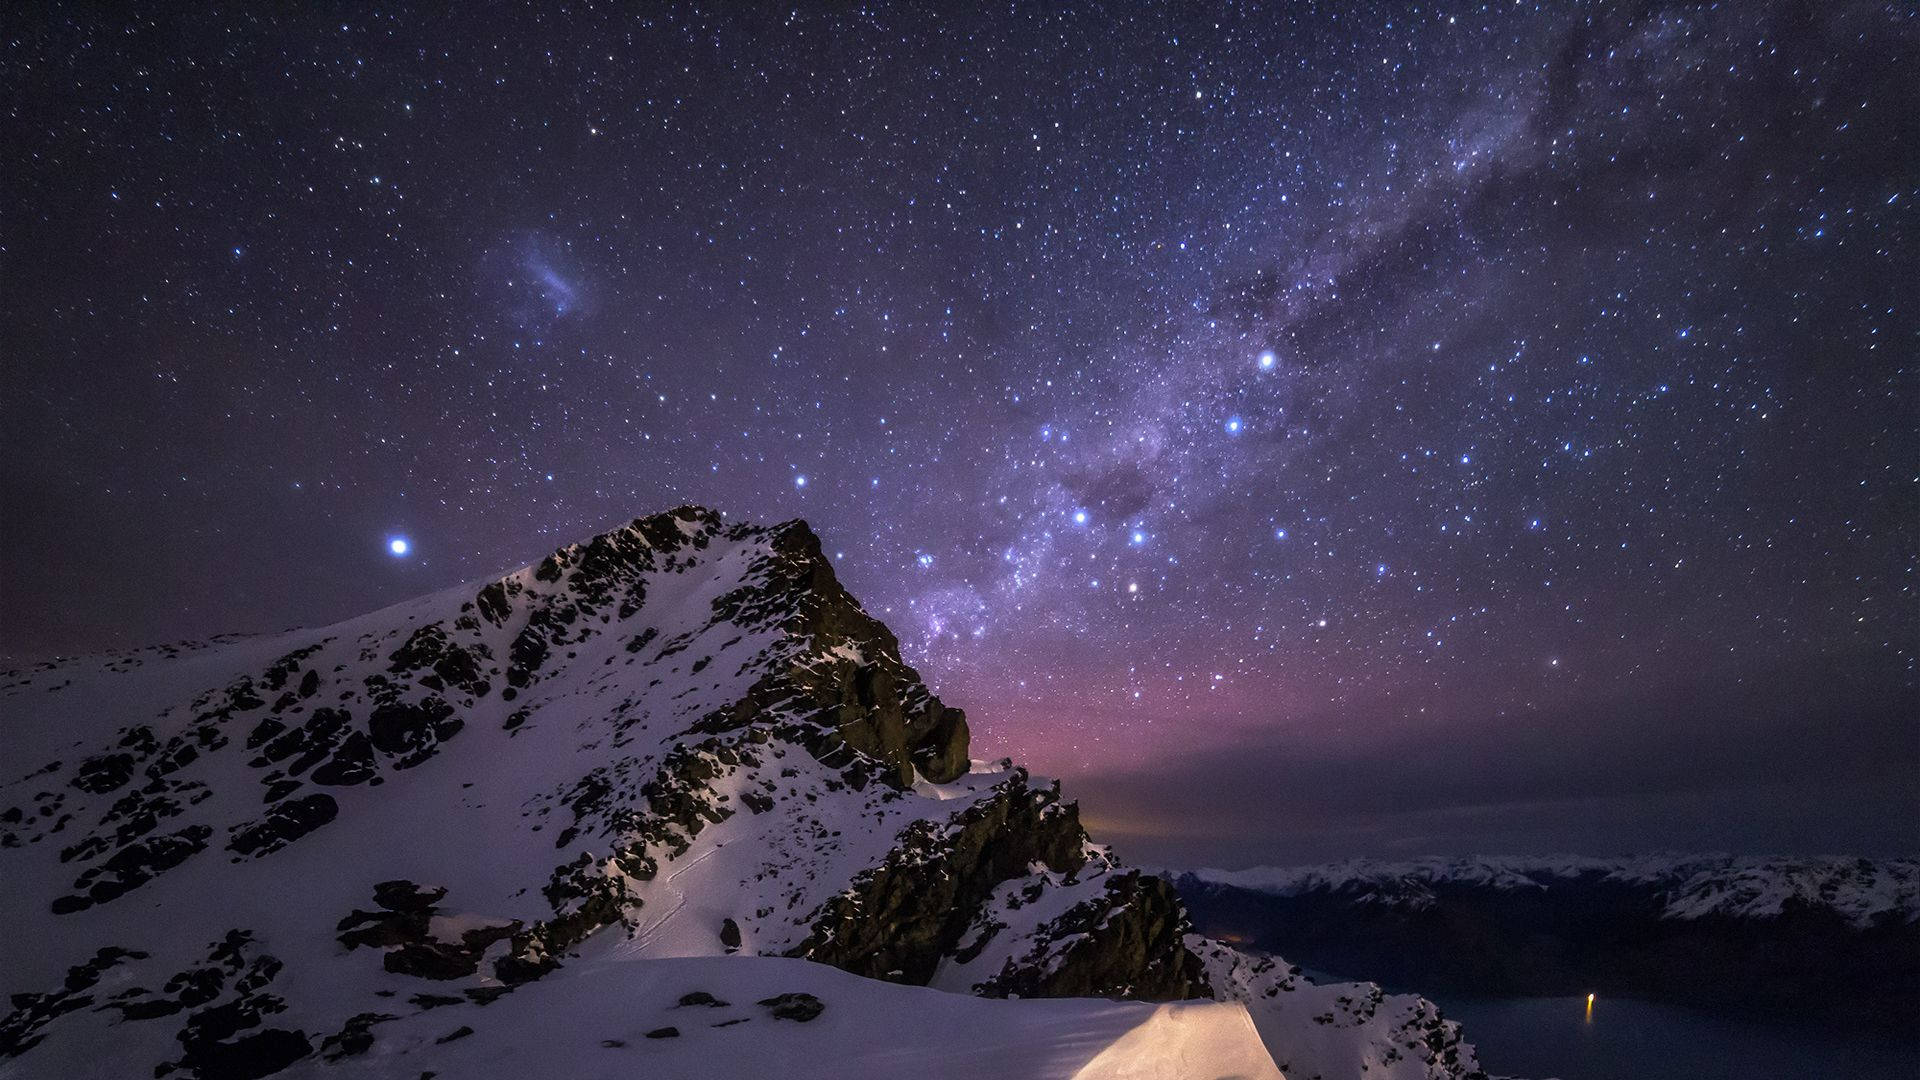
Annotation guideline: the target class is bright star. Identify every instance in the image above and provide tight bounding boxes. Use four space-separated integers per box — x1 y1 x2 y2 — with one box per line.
1073 510 1089 525
388 537 410 557
794 474 807 488
1225 416 1243 435
1257 351 1276 370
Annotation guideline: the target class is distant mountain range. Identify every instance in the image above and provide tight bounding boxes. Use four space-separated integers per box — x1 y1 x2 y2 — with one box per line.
1170 855 1920 1029
1 507 1484 1080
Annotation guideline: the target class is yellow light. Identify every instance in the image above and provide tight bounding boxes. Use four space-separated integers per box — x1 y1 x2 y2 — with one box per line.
1586 992 1595 1022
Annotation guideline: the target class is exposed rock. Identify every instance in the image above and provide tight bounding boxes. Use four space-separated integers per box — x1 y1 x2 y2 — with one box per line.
366 699 464 770
790 770 1095 985
336 882 521 982
54 825 213 913
228 794 338 857
0 507 1482 1080
980 872 1210 1000
0 946 148 1055
71 752 137 795
318 1012 393 1061
757 993 824 1022
375 880 448 913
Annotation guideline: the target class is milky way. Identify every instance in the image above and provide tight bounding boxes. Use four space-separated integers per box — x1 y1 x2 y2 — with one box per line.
5 3 1914 862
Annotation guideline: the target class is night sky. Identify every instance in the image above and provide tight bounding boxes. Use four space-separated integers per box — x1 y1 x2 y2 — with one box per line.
5 3 1914 865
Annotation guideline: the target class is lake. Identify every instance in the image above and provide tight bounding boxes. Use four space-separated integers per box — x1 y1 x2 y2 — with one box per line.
1433 994 1919 1080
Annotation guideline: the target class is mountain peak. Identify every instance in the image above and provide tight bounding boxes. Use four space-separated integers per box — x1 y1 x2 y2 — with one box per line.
489 505 968 788
1 509 1482 1080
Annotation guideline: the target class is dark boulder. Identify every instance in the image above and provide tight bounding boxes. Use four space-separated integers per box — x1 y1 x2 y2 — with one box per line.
366 699 463 769
757 993 824 1022
228 795 338 858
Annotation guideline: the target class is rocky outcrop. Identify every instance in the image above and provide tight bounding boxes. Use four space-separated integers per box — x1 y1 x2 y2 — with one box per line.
0 506 1478 1080
0 931 313 1080
979 871 1210 1001
1192 937 1486 1080
335 881 521 982
789 770 1091 984
0 946 149 1056
693 514 972 787
12 509 974 919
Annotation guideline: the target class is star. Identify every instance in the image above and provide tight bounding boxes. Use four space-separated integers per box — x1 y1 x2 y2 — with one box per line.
6 0 1905 864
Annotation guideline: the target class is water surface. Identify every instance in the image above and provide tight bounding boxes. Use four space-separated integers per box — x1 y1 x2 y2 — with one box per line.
1434 994 1918 1080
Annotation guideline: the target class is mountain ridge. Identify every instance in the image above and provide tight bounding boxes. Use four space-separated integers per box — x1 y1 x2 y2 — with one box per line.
1174 854 1920 929
1171 855 1919 1029
2 506 1484 1079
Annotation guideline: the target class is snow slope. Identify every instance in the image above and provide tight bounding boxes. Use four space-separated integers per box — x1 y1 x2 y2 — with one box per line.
272 954 1283 1080
1 507 1482 1080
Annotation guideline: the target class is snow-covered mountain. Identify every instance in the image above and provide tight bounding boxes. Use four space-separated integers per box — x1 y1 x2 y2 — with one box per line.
1172 856 1920 1027
1177 855 1920 928
1 507 1483 1080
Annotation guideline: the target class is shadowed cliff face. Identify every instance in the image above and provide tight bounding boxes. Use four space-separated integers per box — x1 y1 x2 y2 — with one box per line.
743 516 973 788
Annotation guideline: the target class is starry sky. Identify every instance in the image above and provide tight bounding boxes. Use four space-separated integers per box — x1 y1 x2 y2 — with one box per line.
4 2 1915 866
